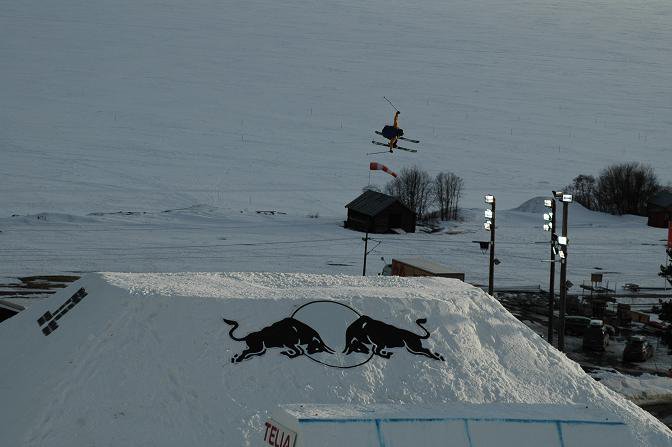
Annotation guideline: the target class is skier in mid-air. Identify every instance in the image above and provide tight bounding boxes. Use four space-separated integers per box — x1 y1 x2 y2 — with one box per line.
380 111 403 152
370 98 419 154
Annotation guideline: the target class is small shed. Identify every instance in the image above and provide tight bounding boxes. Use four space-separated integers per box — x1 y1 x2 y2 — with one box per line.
344 190 415 233
391 258 465 281
647 190 672 228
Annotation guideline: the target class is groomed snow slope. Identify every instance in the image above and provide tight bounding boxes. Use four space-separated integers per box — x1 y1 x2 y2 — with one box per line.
0 273 670 446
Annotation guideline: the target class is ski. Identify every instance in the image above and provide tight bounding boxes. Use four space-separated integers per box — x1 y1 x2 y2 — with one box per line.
366 150 391 155
375 131 419 144
370 140 417 153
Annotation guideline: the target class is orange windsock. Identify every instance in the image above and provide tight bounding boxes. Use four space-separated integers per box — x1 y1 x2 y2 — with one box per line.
369 162 397 178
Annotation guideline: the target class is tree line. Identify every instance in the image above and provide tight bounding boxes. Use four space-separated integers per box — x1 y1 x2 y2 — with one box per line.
367 161 666 222
565 162 666 216
367 166 463 221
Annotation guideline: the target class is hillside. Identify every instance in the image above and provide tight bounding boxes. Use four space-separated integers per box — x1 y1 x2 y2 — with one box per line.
1 0 671 216
1 199 667 290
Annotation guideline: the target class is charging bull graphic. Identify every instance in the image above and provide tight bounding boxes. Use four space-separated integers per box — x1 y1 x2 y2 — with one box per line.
224 302 444 366
223 317 335 363
342 316 445 361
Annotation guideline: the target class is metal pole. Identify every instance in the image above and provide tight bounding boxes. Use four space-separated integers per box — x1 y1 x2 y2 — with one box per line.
488 199 496 296
548 199 556 344
558 200 569 352
362 230 369 276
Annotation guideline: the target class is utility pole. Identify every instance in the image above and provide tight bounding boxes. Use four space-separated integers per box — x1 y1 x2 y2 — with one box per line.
484 195 496 296
489 201 496 296
558 198 569 351
543 198 556 345
362 221 382 276
545 191 572 352
362 230 369 276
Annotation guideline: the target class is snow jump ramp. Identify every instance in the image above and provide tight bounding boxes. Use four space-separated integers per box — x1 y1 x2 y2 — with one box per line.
0 273 669 446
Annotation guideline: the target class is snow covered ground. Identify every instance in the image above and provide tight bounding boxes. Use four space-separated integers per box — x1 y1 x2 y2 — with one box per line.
1 0 671 217
593 369 672 404
0 273 670 446
1 198 669 293
1 0 669 330
2 0 672 443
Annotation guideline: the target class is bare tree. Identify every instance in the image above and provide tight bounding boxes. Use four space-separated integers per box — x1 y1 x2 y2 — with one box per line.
434 172 463 220
385 165 434 219
565 174 597 210
595 162 658 215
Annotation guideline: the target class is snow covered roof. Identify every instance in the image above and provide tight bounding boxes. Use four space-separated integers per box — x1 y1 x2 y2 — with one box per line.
394 257 462 275
0 273 669 446
345 190 413 217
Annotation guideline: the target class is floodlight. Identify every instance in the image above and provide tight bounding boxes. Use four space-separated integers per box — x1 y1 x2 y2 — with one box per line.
543 213 552 221
494 258 501 265
562 194 573 203
484 194 495 204
544 199 553 208
557 236 568 245
552 190 563 199
484 221 491 231
558 250 566 259
543 223 551 232
484 209 493 219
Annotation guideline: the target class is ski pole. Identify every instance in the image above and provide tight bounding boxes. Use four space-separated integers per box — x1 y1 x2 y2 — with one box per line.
383 96 399 112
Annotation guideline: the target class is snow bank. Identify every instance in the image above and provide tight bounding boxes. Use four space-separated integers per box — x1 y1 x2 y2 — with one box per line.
0 273 669 446
592 370 672 404
509 196 647 226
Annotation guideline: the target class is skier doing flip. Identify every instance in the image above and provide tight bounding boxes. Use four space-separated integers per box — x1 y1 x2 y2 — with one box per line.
380 111 404 152
369 98 419 154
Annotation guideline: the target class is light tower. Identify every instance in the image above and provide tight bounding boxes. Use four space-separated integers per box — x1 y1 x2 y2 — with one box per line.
484 194 496 296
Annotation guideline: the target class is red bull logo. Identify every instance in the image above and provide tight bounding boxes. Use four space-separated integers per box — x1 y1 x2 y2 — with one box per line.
224 301 444 367
223 317 334 363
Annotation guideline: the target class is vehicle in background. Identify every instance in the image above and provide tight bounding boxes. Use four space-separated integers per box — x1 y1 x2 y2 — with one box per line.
565 316 615 337
565 316 592 336
623 336 654 362
583 320 610 351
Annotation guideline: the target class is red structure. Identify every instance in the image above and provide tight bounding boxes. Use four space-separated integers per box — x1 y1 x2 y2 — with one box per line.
647 191 672 228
